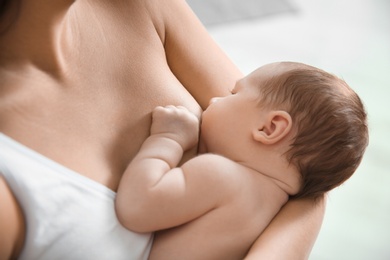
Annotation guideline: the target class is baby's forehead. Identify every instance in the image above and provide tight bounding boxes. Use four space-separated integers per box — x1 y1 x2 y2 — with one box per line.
248 62 293 83
266 61 311 72
252 62 299 77
252 62 352 97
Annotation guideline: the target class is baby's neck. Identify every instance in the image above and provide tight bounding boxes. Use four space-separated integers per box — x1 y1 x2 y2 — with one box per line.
198 137 301 195
242 157 301 196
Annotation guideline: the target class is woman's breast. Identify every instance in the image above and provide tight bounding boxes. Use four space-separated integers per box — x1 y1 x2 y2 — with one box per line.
1 60 200 191
0 0 202 190
66 62 201 190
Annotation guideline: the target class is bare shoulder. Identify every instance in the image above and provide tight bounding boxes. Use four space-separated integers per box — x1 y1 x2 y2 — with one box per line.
181 154 261 203
0 176 25 259
182 154 247 184
182 153 289 213
186 153 241 166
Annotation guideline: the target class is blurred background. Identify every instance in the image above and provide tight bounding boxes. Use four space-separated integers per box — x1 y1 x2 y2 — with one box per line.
187 0 390 259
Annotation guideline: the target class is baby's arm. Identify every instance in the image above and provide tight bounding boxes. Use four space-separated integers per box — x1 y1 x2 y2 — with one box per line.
116 106 218 232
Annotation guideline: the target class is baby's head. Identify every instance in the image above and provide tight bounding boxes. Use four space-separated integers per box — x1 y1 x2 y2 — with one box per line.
251 62 369 199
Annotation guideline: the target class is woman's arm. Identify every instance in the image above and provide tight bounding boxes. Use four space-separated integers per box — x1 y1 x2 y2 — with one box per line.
148 0 326 257
0 176 25 260
245 197 326 260
148 0 244 109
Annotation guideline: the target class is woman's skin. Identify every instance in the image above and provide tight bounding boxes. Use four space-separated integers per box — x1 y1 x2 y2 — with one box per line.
0 0 325 259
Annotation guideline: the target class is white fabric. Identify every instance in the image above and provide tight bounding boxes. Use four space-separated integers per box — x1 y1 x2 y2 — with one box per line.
0 133 152 260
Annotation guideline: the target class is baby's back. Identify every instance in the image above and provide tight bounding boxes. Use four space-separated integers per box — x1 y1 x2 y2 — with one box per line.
149 155 289 259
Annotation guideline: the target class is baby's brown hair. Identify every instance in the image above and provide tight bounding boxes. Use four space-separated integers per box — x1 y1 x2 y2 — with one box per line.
258 62 369 199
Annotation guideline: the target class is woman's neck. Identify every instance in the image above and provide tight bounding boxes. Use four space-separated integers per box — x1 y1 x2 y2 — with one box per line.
0 0 75 76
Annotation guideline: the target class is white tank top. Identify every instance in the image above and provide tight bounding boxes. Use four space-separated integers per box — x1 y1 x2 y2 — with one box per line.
0 133 153 260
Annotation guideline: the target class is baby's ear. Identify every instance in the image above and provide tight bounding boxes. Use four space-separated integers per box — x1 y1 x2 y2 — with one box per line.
252 111 292 145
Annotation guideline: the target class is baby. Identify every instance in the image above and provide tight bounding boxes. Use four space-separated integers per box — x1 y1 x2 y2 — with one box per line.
115 61 369 259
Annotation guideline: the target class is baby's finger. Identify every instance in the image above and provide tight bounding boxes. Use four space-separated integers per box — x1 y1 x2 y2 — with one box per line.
153 106 165 113
176 105 189 111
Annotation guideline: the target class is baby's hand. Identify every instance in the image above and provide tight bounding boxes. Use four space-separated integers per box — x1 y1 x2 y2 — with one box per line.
150 106 199 151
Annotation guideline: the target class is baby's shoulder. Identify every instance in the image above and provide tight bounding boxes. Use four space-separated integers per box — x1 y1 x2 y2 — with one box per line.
182 153 254 187
188 153 242 171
